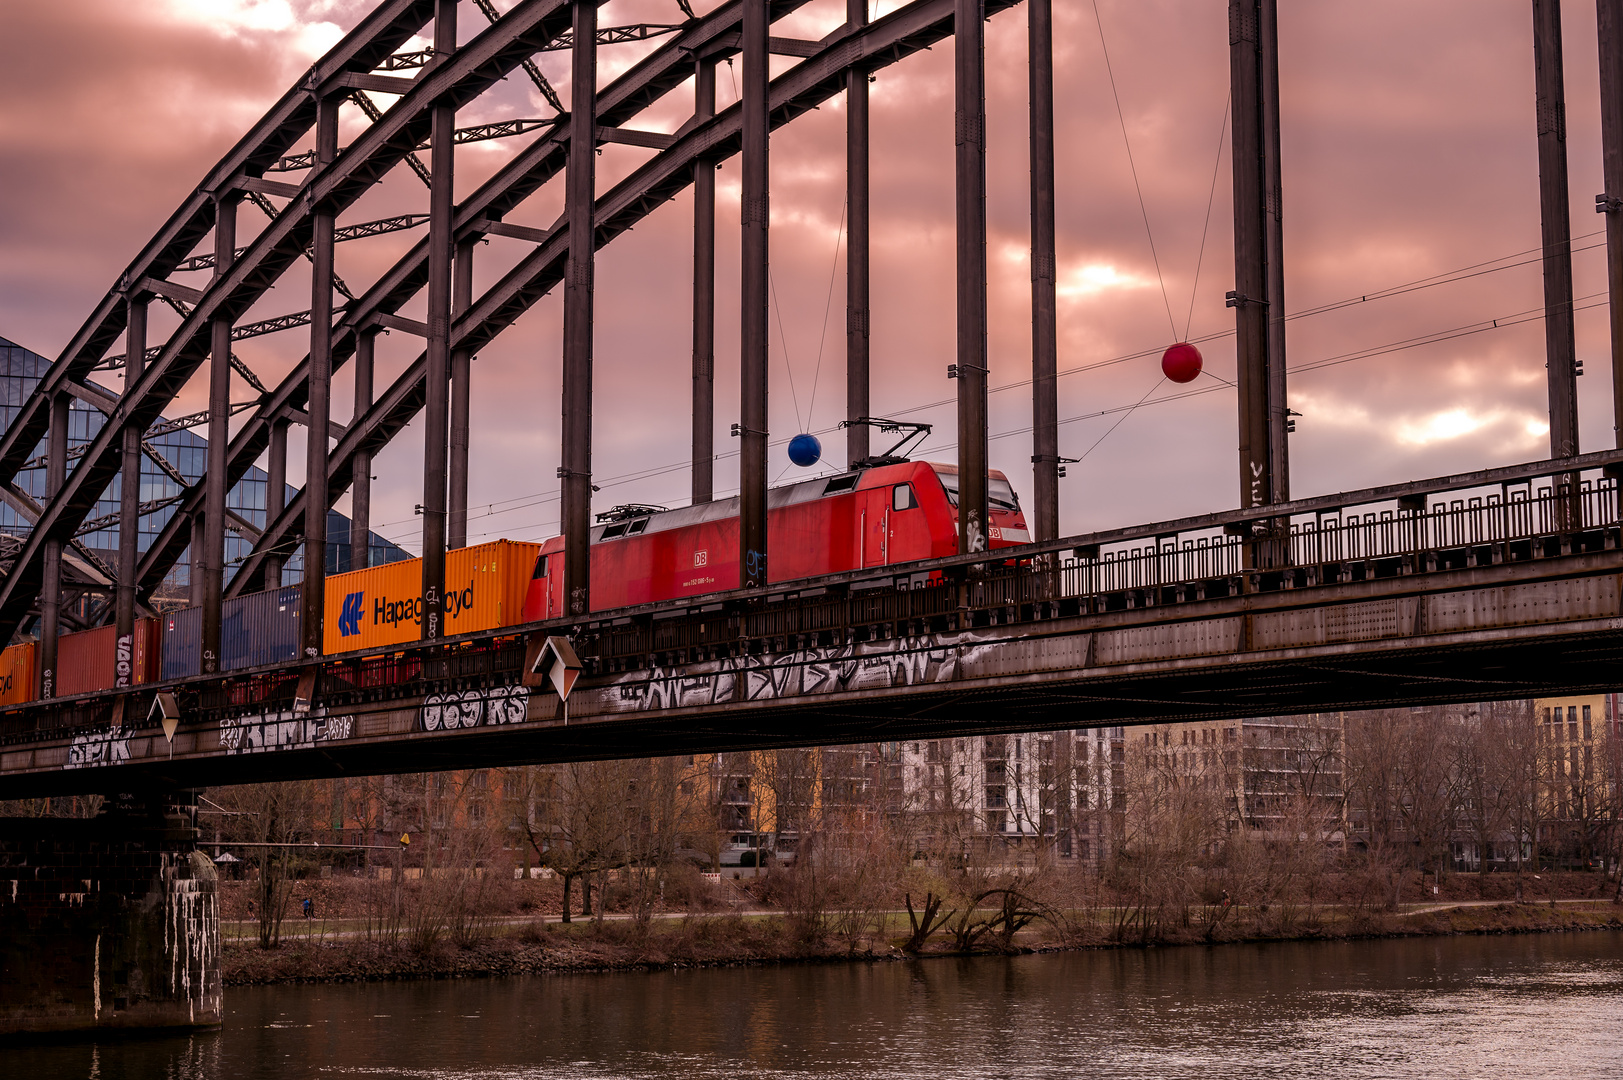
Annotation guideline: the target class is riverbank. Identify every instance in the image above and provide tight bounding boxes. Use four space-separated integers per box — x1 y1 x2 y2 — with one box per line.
221 899 1623 986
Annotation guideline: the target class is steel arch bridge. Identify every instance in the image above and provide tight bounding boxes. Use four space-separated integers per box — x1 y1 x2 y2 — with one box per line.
0 0 1039 678
1 0 1622 715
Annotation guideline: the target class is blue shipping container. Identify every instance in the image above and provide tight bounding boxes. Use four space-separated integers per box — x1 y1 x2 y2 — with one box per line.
160 584 302 679
222 585 302 671
161 605 201 681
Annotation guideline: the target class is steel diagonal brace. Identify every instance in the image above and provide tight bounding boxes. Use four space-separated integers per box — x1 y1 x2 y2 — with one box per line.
0 0 587 640
223 0 1012 597
0 0 440 487
141 0 806 599
132 0 810 602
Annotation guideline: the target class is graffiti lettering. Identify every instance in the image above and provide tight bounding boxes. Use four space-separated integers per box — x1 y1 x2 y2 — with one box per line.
217 710 355 755
420 685 531 732
66 729 131 769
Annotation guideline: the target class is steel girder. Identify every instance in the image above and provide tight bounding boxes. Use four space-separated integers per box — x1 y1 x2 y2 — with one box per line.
222 0 1021 597
0 0 438 484
0 0 592 639
140 0 814 601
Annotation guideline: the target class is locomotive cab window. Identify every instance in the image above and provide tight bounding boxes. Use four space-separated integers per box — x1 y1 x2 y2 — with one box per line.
531 555 549 579
628 518 649 535
892 483 917 511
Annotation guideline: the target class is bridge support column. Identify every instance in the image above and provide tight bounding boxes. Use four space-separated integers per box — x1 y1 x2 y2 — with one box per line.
562 0 598 616
1028 0 1058 542
740 0 770 587
693 59 716 506
189 516 204 607
1534 0 1580 463
349 331 376 571
203 193 238 675
846 0 871 470
1600 0 1623 448
116 291 148 687
264 418 288 586
38 390 69 700
955 0 990 554
304 93 341 657
1229 0 1288 518
448 240 474 551
0 791 221 1037
421 0 457 638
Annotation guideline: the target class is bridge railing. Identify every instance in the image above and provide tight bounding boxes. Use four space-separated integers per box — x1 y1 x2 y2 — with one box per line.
3 457 1621 745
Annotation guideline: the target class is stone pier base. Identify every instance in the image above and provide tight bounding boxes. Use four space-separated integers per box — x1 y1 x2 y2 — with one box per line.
0 791 221 1037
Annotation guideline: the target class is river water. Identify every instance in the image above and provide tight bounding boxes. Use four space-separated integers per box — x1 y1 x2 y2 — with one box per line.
18 932 1623 1079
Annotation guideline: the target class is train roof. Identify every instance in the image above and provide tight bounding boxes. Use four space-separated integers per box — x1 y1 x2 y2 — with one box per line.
588 461 958 543
583 460 1015 544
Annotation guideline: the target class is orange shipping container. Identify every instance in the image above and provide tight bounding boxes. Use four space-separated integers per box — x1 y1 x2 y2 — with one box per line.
323 539 540 654
0 641 35 705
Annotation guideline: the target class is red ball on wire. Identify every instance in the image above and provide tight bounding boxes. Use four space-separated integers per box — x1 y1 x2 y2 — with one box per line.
1161 342 1203 384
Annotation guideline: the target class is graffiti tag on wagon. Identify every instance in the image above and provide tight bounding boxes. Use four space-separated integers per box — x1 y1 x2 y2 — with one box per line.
218 710 353 755
419 685 530 732
607 632 992 713
65 728 132 769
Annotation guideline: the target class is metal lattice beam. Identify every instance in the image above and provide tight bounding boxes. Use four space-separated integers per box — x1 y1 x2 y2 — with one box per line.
142 0 808 599
223 0 1011 595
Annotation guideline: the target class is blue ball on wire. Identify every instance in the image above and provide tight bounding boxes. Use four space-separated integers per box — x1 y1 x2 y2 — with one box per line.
787 433 822 468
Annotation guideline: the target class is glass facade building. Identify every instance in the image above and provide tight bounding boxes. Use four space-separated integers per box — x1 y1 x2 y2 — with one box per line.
0 336 408 606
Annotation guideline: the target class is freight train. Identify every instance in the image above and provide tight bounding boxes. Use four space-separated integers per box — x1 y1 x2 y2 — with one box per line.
1 461 1027 705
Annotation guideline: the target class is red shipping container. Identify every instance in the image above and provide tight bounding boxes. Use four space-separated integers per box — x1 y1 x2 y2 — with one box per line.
57 624 116 697
53 617 161 697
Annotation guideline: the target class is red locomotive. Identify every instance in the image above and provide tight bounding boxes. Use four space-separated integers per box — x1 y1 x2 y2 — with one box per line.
522 461 1030 618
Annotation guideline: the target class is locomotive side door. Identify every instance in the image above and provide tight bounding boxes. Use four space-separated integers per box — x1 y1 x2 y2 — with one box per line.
858 487 890 569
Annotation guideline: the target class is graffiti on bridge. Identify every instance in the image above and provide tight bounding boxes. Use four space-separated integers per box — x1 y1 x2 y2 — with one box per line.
219 710 354 755
606 631 994 713
65 728 131 769
419 685 531 732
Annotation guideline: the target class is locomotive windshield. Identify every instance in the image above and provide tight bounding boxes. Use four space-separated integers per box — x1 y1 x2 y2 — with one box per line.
932 468 1021 512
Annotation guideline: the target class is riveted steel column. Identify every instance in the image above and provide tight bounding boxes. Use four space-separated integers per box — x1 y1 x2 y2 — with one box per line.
349 331 375 571
846 0 872 468
1230 0 1272 513
115 291 148 687
561 0 597 616
740 0 771 587
190 516 204 606
1028 0 1058 541
956 0 989 554
38 390 68 699
693 59 717 505
1261 0 1289 503
422 0 457 638
1532 0 1580 461
265 418 288 585
202 192 238 675
303 93 341 657
1600 0 1623 446
448 239 474 550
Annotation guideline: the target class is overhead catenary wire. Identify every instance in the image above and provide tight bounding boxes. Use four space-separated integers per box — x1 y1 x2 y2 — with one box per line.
371 234 1606 545
1091 0 1178 342
1184 93 1232 343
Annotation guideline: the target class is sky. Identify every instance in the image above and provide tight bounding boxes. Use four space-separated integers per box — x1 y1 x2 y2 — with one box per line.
0 0 1616 556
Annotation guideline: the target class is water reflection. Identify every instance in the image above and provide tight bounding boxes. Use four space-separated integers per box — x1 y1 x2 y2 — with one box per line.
16 932 1623 1079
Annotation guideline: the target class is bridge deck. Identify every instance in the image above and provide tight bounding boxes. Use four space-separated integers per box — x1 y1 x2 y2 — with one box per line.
2 454 1620 798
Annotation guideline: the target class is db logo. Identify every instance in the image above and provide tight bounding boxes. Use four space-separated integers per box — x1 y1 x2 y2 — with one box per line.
693 550 708 567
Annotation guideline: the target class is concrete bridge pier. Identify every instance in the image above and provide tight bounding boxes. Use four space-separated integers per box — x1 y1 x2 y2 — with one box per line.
0 790 221 1038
